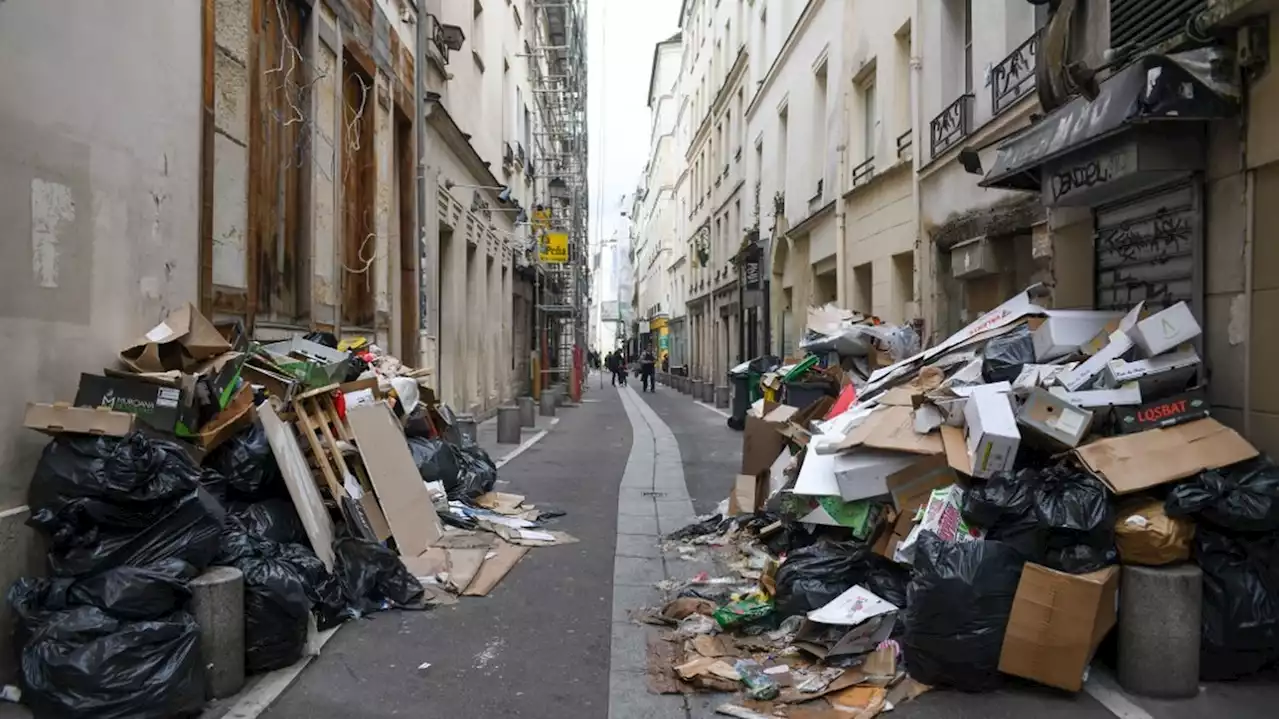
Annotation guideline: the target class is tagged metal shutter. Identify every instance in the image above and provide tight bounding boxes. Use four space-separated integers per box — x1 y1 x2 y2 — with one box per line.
1093 179 1201 313
1110 0 1207 52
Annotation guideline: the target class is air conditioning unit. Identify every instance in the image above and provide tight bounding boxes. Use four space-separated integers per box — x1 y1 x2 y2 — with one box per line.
950 236 998 280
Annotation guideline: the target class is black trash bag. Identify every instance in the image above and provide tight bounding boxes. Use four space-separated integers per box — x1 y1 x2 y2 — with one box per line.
10 560 197 624
403 406 436 439
276 542 353 630
302 331 339 348
962 464 1115 574
665 514 725 541
199 468 231 503
774 541 910 621
333 536 424 613
1166 457 1279 533
28 432 205 536
981 324 1034 384
14 604 204 719
232 498 308 545
1194 526 1278 680
451 444 498 500
233 542 312 673
902 532 1026 691
406 436 461 488
205 422 285 502
44 488 226 578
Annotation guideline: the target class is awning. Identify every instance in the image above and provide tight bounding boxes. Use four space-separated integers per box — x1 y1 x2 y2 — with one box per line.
981 47 1239 192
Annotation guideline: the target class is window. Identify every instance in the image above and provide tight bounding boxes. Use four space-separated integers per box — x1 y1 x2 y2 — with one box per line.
342 52 376 327
813 60 828 186
963 0 973 94
892 251 914 323
861 76 877 162
894 24 912 138
853 263 873 315
777 105 789 198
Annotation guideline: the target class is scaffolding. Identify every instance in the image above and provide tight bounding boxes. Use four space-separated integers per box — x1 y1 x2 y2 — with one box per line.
529 0 589 401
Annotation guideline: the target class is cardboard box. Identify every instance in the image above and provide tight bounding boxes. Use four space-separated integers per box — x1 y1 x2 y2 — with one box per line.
1049 383 1142 408
742 413 791 476
797 496 878 538
830 405 944 456
893 485 983 564
120 303 233 373
191 386 256 451
24 402 138 437
832 450 922 502
1033 311 1123 361
1017 388 1093 448
1081 303 1146 356
1113 386 1209 434
1127 301 1201 357
74 373 197 435
999 564 1119 692
963 388 1021 478
1100 348 1199 397
795 585 898 661
1057 330 1134 391
1075 418 1258 494
728 471 769 515
884 455 959 512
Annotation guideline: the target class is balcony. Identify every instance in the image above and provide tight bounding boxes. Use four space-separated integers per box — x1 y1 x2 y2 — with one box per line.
851 157 875 189
929 94 973 159
896 130 912 162
990 32 1039 116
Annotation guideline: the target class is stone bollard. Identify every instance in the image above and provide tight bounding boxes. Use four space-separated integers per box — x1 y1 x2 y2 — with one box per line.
517 396 537 427
681 377 692 394
715 385 730 408
551 383 569 407
1118 563 1202 698
454 414 478 445
704 381 716 403
496 406 522 444
695 380 708 401
539 390 558 417
191 566 245 699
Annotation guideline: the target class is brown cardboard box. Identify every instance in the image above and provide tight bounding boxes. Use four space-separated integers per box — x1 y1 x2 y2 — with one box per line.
24 402 137 437
191 386 256 451
728 471 769 515
1075 418 1258 494
832 405 944 455
885 455 959 512
119 303 233 373
999 564 1120 692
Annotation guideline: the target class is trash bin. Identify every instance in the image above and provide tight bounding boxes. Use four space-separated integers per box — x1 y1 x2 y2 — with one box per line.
783 380 833 410
727 356 778 431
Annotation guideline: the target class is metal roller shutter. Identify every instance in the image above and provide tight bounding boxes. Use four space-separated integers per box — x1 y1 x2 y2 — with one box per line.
1093 179 1202 314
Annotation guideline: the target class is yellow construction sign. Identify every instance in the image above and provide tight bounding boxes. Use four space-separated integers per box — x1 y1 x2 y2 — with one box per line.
539 231 569 264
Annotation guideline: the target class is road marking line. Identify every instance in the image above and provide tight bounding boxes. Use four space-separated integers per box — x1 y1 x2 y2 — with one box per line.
1084 668 1156 719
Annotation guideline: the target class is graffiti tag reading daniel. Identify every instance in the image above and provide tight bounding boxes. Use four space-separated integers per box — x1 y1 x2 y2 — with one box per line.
1049 146 1136 202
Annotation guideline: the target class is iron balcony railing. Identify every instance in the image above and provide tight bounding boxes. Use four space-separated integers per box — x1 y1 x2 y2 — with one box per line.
427 14 450 65
990 32 1039 116
851 158 875 188
896 130 912 162
929 93 973 159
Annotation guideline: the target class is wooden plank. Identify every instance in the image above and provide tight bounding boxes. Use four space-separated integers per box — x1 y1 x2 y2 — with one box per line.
291 398 344 499
259 403 336 568
345 402 443 555
463 541 530 597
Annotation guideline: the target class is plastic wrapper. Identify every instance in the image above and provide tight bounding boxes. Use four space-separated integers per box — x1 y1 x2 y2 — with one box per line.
798 323 920 361
231 497 308 545
902 532 1025 691
451 444 498 500
1194 527 1278 680
28 432 205 535
12 602 204 719
712 594 773 629
962 464 1116 574
204 422 286 501
333 536 425 613
981 324 1034 384
735 659 780 700
41 489 226 579
774 541 910 623
1113 498 1194 566
1165 457 1278 533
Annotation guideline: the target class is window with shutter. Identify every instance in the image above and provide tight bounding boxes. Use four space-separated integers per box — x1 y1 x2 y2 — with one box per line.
1109 0 1206 51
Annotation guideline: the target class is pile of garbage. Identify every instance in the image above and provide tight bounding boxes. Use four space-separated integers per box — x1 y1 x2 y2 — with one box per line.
16 304 570 717
653 286 1276 714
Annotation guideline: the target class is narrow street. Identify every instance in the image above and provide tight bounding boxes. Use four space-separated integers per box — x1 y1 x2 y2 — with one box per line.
257 377 1276 719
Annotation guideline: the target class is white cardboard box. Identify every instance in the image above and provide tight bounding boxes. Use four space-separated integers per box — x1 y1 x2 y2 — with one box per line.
1033 311 1123 361
963 388 1021 478
1049 382 1143 408
1127 301 1201 357
832 450 922 502
1017 388 1094 448
1100 348 1200 396
1057 330 1134 391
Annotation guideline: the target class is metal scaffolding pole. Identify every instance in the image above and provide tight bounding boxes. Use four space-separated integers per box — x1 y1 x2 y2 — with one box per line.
529 0 589 401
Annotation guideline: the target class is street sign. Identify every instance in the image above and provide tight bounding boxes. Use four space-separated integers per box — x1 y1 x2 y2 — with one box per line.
539 231 569 263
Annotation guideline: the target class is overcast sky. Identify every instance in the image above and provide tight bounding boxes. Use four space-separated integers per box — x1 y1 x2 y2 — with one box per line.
587 0 681 252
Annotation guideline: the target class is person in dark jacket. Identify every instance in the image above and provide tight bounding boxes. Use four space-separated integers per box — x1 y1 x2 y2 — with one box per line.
639 348 657 393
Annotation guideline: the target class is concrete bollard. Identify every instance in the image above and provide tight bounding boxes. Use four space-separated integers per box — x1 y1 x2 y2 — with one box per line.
704 381 716 403
191 566 245 699
695 380 708 401
539 390 558 417
496 406 521 444
454 414 478 445
517 396 536 427
715 385 730 408
681 377 692 394
1118 563 1202 698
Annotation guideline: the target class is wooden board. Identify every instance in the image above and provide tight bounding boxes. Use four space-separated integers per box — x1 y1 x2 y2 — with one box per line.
463 541 529 597
346 402 444 554
260 402 336 568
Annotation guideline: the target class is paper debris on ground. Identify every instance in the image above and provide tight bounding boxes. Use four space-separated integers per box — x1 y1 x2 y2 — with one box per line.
691 634 740 658
474 491 527 514
646 635 686 695
462 540 529 596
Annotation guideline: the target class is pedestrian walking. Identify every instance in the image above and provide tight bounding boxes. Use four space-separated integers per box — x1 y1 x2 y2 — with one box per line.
640 348 657 393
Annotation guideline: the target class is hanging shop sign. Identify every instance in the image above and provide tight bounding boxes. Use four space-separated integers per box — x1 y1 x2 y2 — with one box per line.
539 232 569 264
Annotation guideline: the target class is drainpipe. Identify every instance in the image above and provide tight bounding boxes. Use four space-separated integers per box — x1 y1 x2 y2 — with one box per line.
415 12 436 376
1242 168 1255 439
835 83 849 308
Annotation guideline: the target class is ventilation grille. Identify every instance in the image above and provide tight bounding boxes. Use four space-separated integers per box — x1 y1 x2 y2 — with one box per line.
1110 0 1206 51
